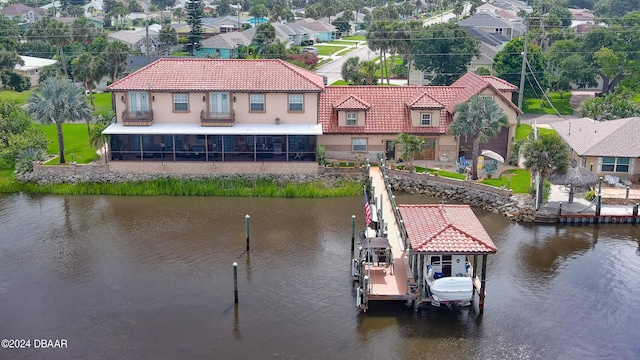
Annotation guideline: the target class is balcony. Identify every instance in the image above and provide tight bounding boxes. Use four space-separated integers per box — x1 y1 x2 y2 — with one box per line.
201 110 235 127
122 109 154 126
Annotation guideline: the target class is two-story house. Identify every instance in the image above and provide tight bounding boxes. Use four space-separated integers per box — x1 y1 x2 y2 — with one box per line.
318 72 521 164
103 58 325 174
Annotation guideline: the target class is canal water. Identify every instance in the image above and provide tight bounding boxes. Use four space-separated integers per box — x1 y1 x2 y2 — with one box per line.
0 193 639 359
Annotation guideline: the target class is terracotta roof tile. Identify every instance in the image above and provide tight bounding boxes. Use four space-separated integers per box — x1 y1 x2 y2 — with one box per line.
406 92 445 109
107 58 325 92
450 72 522 114
319 86 463 134
398 204 497 254
334 94 370 110
481 75 518 91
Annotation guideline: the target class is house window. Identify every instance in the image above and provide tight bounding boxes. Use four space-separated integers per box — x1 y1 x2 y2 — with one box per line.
250 94 265 112
352 138 367 152
346 112 357 126
129 91 149 113
29 70 36 76
289 94 303 112
602 157 630 173
210 92 229 115
173 94 189 111
480 95 494 100
495 28 503 34
421 113 431 126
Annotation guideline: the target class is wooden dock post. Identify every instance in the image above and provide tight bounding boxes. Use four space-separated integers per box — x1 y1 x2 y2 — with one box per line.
351 215 356 253
633 203 638 218
479 255 487 314
233 262 239 304
557 202 562 217
596 194 601 217
245 214 250 251
626 186 630 199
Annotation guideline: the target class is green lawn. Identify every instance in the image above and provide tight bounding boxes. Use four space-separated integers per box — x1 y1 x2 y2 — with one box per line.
374 58 404 77
330 40 357 45
522 92 573 115
90 92 113 118
331 80 349 86
515 124 557 141
40 123 99 164
315 45 347 56
481 169 531 193
632 93 640 103
335 47 356 56
0 89 35 106
341 35 365 40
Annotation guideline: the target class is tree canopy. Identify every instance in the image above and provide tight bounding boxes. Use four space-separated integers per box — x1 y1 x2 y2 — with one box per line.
412 23 479 86
186 0 205 55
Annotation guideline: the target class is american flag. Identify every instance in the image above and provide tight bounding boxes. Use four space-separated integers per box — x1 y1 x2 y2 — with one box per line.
364 192 372 225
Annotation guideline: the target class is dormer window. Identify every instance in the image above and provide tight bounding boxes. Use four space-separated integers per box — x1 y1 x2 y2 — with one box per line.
347 113 357 126
421 113 431 126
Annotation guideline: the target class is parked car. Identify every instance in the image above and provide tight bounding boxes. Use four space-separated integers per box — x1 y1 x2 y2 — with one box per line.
302 46 319 55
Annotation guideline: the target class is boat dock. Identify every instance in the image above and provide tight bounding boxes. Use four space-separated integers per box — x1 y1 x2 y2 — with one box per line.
354 166 417 310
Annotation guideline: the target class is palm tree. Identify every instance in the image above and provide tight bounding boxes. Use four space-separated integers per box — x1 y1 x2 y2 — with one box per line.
394 133 425 172
72 52 106 135
522 133 570 208
45 20 72 76
103 41 130 83
26 77 93 164
173 7 186 23
449 95 509 180
89 112 114 163
358 60 377 85
341 56 361 84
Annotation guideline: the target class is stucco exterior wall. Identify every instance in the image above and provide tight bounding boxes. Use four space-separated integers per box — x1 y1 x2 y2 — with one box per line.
410 109 441 127
112 91 319 125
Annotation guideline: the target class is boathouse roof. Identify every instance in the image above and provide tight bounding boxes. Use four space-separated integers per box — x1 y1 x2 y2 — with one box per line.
398 204 497 254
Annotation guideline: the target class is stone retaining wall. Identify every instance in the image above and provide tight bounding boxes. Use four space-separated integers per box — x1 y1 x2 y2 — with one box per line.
385 169 536 222
17 162 367 185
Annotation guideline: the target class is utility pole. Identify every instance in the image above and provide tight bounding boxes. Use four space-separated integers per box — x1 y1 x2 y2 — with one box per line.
145 16 151 65
516 18 529 127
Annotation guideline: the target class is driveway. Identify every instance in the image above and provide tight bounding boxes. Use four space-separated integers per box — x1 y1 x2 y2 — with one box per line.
315 44 372 85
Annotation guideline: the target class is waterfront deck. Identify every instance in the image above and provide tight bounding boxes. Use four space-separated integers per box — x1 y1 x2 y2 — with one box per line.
365 167 416 301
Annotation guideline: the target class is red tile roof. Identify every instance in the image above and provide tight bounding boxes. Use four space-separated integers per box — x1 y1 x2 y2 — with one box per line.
481 75 518 91
319 86 462 134
399 204 497 254
450 72 522 114
107 58 325 92
334 94 370 110
406 93 445 109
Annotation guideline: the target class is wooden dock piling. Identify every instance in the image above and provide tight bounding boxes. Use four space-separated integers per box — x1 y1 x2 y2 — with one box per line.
233 262 238 304
245 214 250 251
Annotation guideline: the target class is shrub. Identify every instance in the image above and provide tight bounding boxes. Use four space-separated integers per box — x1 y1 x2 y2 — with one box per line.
584 189 596 201
15 148 45 174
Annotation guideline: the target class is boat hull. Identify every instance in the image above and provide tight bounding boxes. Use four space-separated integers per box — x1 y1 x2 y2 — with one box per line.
428 276 473 302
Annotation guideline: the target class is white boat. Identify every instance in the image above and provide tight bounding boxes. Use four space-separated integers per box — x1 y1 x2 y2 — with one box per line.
424 255 474 306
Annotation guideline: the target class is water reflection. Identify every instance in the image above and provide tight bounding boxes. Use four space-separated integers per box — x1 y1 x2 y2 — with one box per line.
1 194 639 359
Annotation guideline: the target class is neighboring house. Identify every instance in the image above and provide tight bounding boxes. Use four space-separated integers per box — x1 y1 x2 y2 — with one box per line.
319 11 366 34
103 58 325 174
247 17 268 27
195 31 251 58
318 72 521 163
551 117 640 182
458 12 524 40
242 22 311 47
1 4 44 22
108 28 161 53
203 16 250 34
13 55 57 87
291 18 336 42
83 0 103 17
170 22 218 38
476 0 532 15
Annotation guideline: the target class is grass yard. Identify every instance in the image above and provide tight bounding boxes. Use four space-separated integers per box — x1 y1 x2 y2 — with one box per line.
330 40 357 45
514 124 557 141
374 58 403 77
632 93 640 103
40 123 99 164
0 89 35 106
331 80 349 86
522 92 573 115
315 45 347 56
336 47 356 56
342 35 365 41
481 169 531 193
90 92 113 118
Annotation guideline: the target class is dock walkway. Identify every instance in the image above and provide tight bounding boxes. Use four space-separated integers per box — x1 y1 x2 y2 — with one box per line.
365 166 416 301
